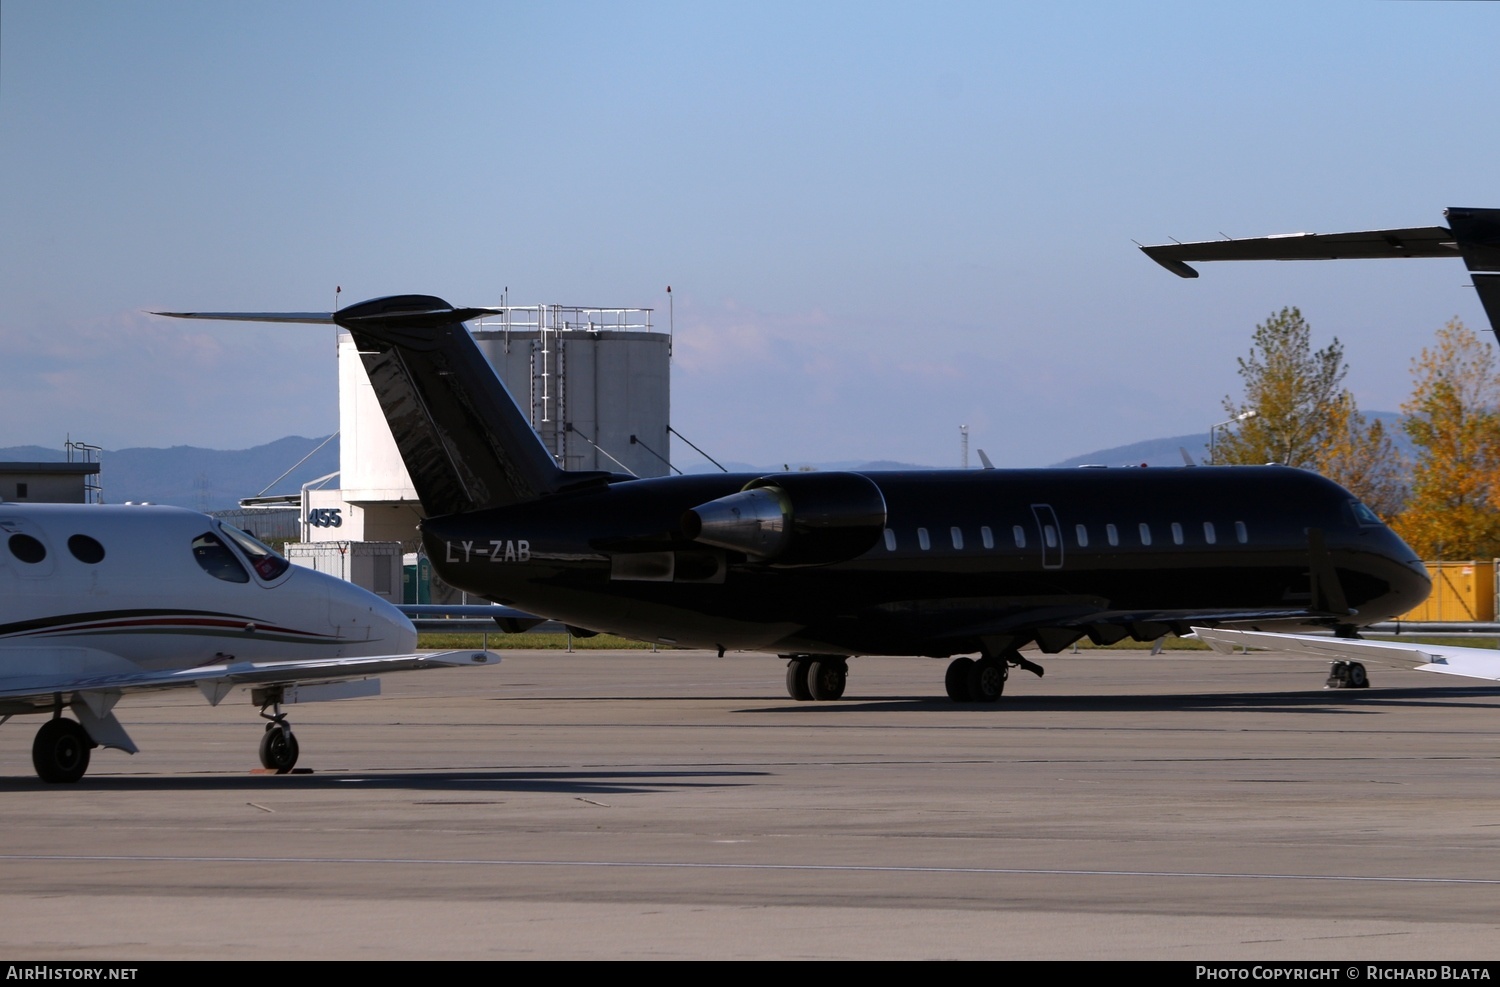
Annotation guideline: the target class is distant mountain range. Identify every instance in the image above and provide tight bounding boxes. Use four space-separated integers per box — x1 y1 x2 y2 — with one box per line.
1048 412 1411 468
0 437 339 511
3 415 1411 509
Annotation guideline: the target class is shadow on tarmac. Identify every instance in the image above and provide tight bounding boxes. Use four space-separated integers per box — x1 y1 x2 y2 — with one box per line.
0 766 770 794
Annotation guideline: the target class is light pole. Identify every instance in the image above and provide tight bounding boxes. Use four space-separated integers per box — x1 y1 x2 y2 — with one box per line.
1209 410 1258 465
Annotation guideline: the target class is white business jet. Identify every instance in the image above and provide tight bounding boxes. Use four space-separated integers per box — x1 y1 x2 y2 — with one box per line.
0 501 497 782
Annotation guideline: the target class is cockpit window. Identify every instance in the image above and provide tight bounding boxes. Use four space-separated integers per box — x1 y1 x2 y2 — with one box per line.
218 523 291 581
193 532 249 583
1350 500 1383 527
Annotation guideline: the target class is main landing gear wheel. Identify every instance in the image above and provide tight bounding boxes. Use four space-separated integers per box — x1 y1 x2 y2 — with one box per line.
807 659 848 701
785 657 813 701
1325 660 1370 689
945 657 975 701
258 722 300 773
966 656 1007 703
32 717 93 784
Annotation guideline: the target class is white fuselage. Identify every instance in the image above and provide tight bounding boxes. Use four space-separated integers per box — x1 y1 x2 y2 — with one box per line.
0 503 416 701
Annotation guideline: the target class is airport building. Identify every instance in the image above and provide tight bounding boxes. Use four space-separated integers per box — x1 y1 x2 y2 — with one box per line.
0 441 103 504
0 462 101 505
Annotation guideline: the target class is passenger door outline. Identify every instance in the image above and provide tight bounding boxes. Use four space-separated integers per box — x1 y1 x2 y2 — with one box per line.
1030 504 1063 570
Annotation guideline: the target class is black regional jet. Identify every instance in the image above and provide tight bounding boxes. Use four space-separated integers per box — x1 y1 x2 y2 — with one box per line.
158 296 1431 702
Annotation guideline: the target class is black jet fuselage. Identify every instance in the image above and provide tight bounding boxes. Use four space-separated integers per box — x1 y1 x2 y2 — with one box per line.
419 464 1428 658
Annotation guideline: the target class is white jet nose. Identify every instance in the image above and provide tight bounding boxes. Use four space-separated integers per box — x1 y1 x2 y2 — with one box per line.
315 569 419 655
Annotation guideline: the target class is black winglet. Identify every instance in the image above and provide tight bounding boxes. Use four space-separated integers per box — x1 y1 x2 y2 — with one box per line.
1140 248 1200 278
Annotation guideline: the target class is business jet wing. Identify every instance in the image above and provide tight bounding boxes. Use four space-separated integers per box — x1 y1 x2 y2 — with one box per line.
1192 626 1500 682
0 647 499 711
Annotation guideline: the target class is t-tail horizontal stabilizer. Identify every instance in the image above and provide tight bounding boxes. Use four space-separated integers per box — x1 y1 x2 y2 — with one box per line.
1140 207 1500 340
158 295 617 516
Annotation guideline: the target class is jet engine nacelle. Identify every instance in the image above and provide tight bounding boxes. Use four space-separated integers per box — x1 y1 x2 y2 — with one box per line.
681 472 887 567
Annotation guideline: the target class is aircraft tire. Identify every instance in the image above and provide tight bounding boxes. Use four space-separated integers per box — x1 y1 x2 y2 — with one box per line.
945 657 975 702
807 659 847 701
32 718 92 784
967 657 1006 703
259 724 300 773
785 657 813 701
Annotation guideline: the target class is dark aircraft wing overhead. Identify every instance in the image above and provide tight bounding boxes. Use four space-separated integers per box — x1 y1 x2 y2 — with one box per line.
1140 226 1457 278
1141 207 1500 339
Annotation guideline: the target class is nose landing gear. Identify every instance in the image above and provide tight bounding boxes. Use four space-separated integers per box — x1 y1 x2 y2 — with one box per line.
255 691 300 773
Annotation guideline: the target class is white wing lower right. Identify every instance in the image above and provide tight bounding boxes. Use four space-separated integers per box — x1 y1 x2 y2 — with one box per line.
1192 627 1500 682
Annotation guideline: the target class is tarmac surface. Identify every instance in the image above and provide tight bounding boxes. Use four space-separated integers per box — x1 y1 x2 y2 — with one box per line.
1 647 1499 960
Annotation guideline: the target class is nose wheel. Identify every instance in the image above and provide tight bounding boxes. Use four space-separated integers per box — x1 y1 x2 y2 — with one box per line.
257 701 300 773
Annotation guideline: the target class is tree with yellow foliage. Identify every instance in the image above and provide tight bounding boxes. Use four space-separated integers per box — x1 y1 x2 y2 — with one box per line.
1390 318 1500 560
1216 307 1403 515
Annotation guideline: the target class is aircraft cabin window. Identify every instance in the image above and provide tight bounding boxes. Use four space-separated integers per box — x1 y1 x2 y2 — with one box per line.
1075 524 1088 548
219 523 291 581
1171 522 1184 545
1106 523 1119 547
1138 523 1152 546
981 526 994 550
917 528 931 551
192 532 249 584
883 529 897 552
1203 522 1217 545
950 527 963 550
1235 521 1248 544
1044 525 1057 549
8 533 46 564
67 534 105 564
1012 525 1026 549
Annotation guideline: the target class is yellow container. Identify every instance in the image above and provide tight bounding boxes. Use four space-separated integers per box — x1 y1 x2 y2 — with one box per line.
1396 561 1495 622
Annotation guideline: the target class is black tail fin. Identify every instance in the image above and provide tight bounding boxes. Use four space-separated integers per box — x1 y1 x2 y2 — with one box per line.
335 295 601 516
1446 208 1500 337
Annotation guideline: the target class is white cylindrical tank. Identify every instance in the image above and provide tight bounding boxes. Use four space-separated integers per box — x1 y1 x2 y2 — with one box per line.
472 327 670 477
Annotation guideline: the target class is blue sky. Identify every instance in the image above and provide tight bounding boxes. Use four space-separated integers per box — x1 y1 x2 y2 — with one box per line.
2 1 1495 467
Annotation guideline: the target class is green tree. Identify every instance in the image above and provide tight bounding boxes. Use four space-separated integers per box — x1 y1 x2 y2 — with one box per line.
1214 307 1348 468
1391 318 1500 559
1216 307 1404 516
